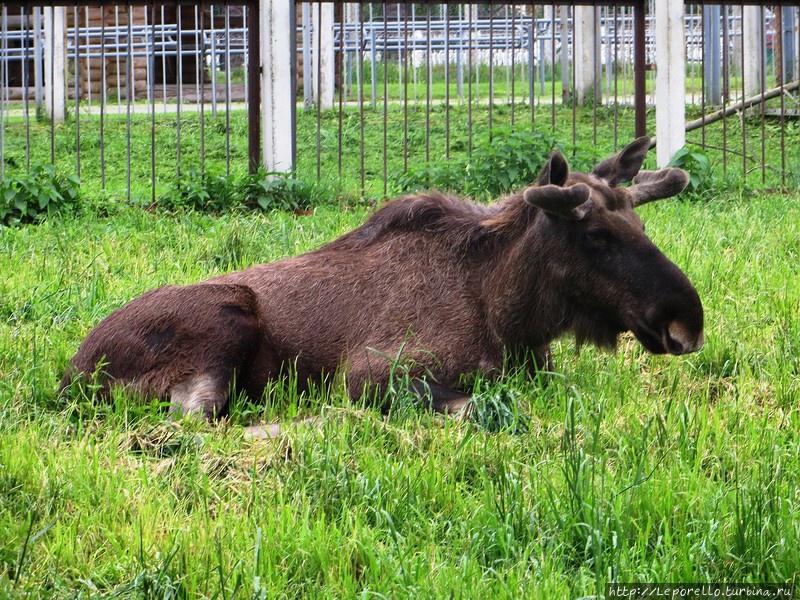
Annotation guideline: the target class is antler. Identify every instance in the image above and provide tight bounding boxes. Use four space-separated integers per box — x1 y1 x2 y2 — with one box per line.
523 183 592 220
629 168 690 207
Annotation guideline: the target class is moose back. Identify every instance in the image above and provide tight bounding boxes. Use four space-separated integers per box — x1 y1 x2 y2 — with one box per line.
61 137 704 417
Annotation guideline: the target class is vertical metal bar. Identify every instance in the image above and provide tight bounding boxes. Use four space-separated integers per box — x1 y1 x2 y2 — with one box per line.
84 6 91 112
722 3 729 174
0 6 6 179
396 1 402 103
403 0 409 173
740 2 746 177
412 3 418 108
243 4 249 116
425 2 430 163
344 7 352 103
338 2 345 178
115 6 122 115
150 1 156 205
34 7 43 115
177 6 183 175
359 6 365 194
317 2 323 180
210 5 217 117
49 6 55 164
613 4 619 149
779 7 787 187
100 4 106 191
571 5 577 152
145 4 152 107
225 5 231 175
559 4 568 107
504 4 509 107
468 1 473 155
633 0 646 138
445 1 450 159
553 4 560 131
126 3 133 203
759 3 765 184
592 3 598 149
457 6 463 102
161 5 167 109
247 1 261 173
199 3 206 172
23 5 31 171
383 0 388 197
604 5 612 98
370 24 376 110
488 0 494 138
72 1 81 177
510 3 516 128
700 3 707 149
131 7 138 106
303 3 312 109
194 5 201 113
722 2 730 104
687 4 695 104
475 4 480 105
291 1 298 173
528 10 534 115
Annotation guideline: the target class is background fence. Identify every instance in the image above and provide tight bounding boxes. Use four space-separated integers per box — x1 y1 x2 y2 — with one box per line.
1 2 798 203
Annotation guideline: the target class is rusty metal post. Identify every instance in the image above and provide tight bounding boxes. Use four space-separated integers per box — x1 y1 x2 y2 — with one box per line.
633 0 646 138
248 0 261 173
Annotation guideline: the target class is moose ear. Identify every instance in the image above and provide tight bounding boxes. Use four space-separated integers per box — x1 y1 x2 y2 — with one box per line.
629 168 690 207
524 183 592 220
591 137 652 186
537 151 570 187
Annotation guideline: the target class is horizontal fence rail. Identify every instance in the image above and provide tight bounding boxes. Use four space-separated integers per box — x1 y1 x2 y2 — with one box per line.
0 1 798 206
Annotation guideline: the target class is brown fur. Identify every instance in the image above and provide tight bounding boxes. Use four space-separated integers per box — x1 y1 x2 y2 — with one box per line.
60 139 704 417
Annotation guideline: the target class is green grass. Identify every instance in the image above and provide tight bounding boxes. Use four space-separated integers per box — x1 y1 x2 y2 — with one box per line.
1 186 799 596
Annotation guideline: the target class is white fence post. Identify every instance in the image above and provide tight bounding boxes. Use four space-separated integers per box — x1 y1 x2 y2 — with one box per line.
655 0 685 167
312 3 335 109
573 6 599 104
743 7 765 98
261 0 294 172
43 6 66 123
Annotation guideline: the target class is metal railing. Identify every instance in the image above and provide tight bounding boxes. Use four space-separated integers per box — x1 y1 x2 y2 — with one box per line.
0 2 798 201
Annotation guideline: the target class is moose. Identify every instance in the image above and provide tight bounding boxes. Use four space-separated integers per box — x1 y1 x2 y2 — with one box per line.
61 137 704 418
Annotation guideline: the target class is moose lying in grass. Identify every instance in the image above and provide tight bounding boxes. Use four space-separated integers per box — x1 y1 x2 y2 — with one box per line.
61 137 704 418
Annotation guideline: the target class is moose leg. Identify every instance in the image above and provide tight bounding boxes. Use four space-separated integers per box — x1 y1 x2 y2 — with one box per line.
346 349 474 415
530 344 554 377
169 373 230 419
411 380 472 415
62 283 265 419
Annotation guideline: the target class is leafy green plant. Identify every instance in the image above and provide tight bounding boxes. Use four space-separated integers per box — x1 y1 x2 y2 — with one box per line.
157 168 325 214
395 128 559 199
0 165 80 226
243 169 318 212
157 169 239 213
667 146 715 195
473 129 558 196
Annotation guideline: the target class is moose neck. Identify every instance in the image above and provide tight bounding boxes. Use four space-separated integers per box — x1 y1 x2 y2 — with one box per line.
481 203 573 352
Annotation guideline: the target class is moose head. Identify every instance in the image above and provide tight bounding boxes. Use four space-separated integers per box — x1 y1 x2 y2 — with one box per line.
517 136 704 357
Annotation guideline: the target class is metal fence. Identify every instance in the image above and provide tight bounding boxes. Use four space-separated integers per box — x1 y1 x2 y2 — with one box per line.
0 2 798 203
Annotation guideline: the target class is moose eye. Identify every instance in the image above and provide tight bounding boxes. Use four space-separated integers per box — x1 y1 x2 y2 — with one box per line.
581 229 613 250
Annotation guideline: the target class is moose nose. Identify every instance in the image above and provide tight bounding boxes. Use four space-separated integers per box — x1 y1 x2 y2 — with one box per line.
663 320 704 355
